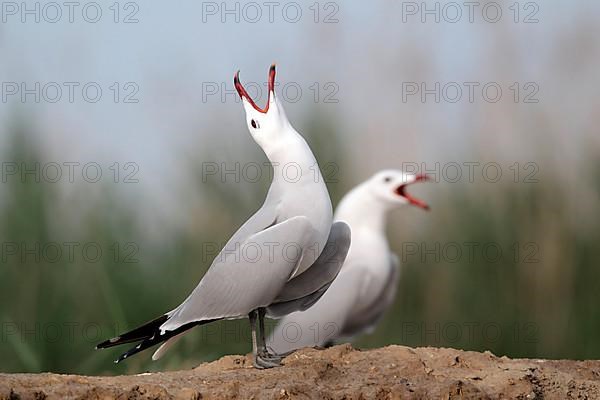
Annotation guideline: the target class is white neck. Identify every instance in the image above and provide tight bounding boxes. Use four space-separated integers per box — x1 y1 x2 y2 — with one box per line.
334 184 390 234
262 129 322 187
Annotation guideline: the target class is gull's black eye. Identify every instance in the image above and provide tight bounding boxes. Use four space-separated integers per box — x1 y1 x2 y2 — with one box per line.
251 119 259 129
384 176 392 183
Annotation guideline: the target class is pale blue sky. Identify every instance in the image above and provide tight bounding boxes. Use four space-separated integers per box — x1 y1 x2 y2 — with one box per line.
0 1 598 226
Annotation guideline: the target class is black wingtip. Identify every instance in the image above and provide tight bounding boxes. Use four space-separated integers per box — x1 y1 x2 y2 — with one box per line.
95 315 169 350
111 319 220 364
115 351 131 364
96 336 122 349
96 341 109 349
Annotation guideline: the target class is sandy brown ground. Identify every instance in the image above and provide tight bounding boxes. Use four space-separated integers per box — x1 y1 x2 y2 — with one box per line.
2 344 600 399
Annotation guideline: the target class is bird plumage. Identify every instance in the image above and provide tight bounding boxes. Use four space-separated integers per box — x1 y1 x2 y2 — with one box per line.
96 65 350 368
267 170 430 354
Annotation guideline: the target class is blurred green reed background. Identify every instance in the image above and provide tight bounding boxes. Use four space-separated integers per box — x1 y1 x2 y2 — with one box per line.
1 115 599 375
1 0 600 377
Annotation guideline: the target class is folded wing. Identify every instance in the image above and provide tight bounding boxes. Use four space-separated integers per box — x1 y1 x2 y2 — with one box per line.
160 215 314 332
267 221 351 318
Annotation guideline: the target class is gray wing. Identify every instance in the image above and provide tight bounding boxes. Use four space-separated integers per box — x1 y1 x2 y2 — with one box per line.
266 266 364 354
160 216 313 332
266 221 351 318
340 253 400 337
221 192 280 251
150 195 280 354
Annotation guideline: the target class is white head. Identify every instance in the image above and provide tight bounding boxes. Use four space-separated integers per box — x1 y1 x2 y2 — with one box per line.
360 169 431 211
234 65 292 150
334 169 431 231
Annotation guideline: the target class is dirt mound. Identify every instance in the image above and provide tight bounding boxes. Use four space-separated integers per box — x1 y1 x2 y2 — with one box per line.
2 344 600 399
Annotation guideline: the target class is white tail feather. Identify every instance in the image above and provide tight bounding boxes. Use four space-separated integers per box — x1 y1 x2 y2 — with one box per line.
151 333 184 360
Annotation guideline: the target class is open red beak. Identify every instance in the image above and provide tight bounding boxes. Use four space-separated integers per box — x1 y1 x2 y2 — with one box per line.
394 174 431 210
234 64 276 114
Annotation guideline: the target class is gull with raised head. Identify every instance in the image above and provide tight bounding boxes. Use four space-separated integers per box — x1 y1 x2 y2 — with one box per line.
96 65 350 369
267 170 430 354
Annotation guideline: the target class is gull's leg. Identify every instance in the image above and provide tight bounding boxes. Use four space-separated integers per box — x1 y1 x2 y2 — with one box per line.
257 307 283 363
250 309 279 369
249 310 260 367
